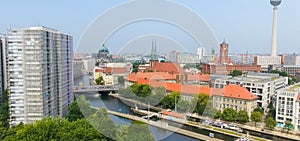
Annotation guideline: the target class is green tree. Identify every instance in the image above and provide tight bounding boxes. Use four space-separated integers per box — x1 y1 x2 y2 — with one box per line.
161 91 180 109
214 110 222 119
265 117 277 130
193 94 210 115
120 121 155 141
118 76 125 86
88 108 117 140
130 83 151 97
230 70 243 77
253 107 264 114
76 95 97 117
177 99 190 113
66 101 84 121
236 110 249 124
0 89 9 128
251 111 263 127
222 108 237 122
95 76 105 85
202 100 218 118
283 121 294 133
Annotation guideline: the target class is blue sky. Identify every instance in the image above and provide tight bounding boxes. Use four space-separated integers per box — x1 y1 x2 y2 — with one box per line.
1 0 299 54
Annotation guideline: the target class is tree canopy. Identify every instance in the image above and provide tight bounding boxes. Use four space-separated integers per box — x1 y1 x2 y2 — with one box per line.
251 111 263 127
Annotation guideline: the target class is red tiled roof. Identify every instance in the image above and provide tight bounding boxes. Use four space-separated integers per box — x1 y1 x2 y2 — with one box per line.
162 110 185 118
213 84 258 100
152 62 185 74
186 73 210 82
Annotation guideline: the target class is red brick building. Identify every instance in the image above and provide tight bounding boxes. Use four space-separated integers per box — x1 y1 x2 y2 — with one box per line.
202 64 261 75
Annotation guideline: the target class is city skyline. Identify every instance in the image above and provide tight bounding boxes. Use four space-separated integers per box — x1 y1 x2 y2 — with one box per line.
0 0 300 54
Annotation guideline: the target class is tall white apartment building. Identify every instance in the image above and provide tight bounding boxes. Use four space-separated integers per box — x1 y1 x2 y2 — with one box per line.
7 26 73 126
214 72 288 111
276 83 300 131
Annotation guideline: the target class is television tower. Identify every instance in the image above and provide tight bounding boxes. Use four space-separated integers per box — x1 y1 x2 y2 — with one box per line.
270 0 282 56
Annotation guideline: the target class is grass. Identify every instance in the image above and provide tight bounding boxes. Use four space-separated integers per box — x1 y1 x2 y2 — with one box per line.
213 128 242 136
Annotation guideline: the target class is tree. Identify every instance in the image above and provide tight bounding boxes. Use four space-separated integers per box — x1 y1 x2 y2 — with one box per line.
222 108 237 122
0 89 9 128
95 76 105 85
118 76 125 86
88 108 117 140
265 117 277 130
66 101 84 121
236 110 249 124
161 91 180 109
214 110 222 119
193 94 210 115
118 121 155 141
253 107 264 115
177 99 190 113
230 70 243 77
130 83 151 97
251 111 263 127
202 100 218 118
283 121 294 133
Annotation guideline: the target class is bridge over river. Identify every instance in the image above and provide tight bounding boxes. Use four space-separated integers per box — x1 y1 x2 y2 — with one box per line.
73 85 120 93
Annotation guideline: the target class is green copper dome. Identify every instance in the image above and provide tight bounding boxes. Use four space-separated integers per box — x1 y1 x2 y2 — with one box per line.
99 44 109 53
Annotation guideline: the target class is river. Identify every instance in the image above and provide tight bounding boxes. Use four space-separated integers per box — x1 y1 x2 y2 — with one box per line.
75 75 289 141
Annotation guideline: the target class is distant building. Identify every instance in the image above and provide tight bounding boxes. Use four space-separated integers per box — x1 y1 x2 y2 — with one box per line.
202 64 261 75
282 65 300 76
212 85 258 116
177 53 200 64
213 72 288 110
254 56 281 72
197 47 206 60
276 83 300 131
7 26 73 126
96 44 112 64
94 63 131 85
0 34 7 104
219 41 230 65
83 58 96 73
297 70 300 82
167 50 179 63
73 59 84 78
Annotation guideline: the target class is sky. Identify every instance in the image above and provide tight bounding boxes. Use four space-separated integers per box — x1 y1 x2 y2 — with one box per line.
1 0 299 55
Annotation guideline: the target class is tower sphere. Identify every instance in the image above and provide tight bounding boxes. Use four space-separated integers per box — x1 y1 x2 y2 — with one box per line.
270 0 282 7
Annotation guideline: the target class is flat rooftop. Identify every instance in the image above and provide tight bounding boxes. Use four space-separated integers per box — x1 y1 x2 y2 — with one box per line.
285 83 300 92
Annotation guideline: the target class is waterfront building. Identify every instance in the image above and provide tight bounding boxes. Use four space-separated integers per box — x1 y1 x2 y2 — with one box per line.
275 83 300 131
212 84 258 116
7 26 73 126
73 59 84 79
94 63 131 85
213 72 288 110
83 58 96 73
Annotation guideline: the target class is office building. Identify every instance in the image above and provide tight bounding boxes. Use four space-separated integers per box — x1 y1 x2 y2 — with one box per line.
7 26 73 126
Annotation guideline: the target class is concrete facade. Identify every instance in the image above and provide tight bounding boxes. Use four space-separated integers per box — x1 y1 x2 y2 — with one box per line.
7 26 73 126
